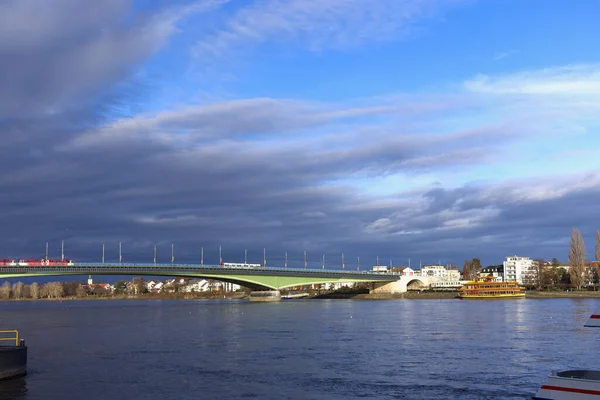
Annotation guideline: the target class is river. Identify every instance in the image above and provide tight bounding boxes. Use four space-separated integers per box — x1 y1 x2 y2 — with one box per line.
0 298 599 399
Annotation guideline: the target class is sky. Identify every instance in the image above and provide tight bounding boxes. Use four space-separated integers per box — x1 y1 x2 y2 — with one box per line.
1 0 600 269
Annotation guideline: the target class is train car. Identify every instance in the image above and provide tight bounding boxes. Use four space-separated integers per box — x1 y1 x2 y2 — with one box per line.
12 259 75 267
0 259 17 267
222 262 262 268
17 259 38 266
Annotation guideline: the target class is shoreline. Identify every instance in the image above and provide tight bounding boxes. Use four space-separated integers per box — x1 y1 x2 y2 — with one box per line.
3 290 600 302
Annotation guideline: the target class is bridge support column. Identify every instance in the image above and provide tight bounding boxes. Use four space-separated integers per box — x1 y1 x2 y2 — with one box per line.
249 290 281 302
370 280 407 294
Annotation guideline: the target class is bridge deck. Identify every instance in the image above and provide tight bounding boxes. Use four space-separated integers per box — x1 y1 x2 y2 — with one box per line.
0 263 395 279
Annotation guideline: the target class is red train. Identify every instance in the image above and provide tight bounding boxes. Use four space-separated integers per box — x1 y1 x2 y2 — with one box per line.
0 259 75 267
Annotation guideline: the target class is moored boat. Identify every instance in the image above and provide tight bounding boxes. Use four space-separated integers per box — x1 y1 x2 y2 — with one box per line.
458 275 525 299
532 313 600 399
0 330 27 380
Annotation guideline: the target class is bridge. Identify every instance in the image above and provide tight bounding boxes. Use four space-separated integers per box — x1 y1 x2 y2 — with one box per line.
0 262 404 289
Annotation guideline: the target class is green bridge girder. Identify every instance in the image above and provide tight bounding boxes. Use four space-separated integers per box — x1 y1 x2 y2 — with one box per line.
0 265 399 291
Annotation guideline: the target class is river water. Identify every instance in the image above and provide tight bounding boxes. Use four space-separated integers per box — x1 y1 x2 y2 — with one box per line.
0 298 599 399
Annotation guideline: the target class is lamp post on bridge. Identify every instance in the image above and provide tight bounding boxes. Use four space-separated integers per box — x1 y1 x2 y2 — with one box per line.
201 247 204 266
119 242 122 264
61 240 64 261
263 248 266 268
171 244 174 264
285 252 288 269
219 246 222 266
102 244 105 264
304 251 307 270
357 256 360 271
45 242 48 261
244 249 247 265
153 245 157 265
342 253 345 270
322 254 325 270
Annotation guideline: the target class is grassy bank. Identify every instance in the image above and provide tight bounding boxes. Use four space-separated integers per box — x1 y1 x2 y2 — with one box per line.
526 290 600 298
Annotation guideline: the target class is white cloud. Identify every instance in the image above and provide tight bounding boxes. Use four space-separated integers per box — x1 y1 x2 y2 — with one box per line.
464 64 600 95
193 0 463 59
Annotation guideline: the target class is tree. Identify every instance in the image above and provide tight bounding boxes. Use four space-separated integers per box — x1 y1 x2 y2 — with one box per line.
75 284 87 298
63 282 80 297
39 283 49 299
569 228 586 290
114 280 126 295
595 230 600 280
462 260 475 280
597 230 600 261
135 278 147 295
12 282 24 299
0 281 11 299
551 258 560 268
527 260 548 289
471 258 482 278
30 282 39 299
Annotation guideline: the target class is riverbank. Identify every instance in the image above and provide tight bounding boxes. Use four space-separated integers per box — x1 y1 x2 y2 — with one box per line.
4 290 600 301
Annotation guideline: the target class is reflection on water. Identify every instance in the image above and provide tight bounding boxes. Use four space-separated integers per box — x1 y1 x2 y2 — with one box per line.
0 298 599 399
0 377 26 400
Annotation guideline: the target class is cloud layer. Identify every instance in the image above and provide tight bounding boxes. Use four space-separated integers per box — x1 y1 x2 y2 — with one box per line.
1 0 599 268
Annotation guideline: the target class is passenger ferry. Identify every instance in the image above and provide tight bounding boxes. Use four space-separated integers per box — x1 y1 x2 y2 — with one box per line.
458 275 525 299
532 312 600 399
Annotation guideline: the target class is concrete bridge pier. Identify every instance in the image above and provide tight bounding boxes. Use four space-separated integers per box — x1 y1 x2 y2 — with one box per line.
370 280 407 294
369 276 429 294
249 290 281 302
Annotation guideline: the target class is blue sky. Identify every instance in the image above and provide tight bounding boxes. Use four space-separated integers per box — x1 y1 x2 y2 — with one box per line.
0 0 600 267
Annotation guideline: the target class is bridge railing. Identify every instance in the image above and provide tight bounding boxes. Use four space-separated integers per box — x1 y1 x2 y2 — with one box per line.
0 262 400 277
77 263 400 276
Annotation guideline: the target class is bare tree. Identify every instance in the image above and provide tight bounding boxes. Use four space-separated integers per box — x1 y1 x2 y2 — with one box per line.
596 230 600 278
30 282 39 299
569 228 587 290
75 284 87 298
39 283 50 299
525 260 548 289
0 281 11 299
462 260 473 280
47 282 64 299
12 282 24 299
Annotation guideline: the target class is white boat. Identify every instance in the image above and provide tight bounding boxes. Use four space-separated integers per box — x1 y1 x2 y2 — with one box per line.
532 313 600 399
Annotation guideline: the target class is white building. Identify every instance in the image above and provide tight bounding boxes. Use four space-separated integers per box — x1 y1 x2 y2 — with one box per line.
420 265 459 280
503 256 536 284
393 267 416 276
